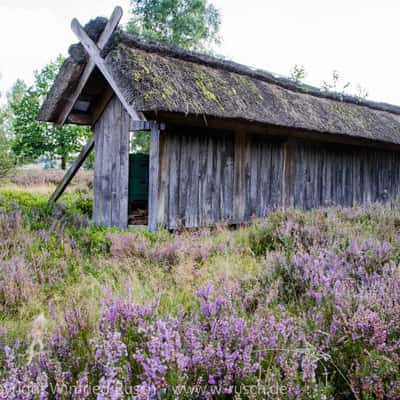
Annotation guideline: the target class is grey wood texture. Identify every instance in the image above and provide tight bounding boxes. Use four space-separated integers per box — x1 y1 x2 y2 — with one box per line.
93 96 130 228
148 123 160 231
158 129 284 229
290 141 400 208
71 17 145 122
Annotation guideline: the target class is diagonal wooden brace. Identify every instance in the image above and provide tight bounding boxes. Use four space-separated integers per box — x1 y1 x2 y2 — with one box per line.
49 7 148 206
48 134 95 204
49 7 125 205
71 17 145 122
57 6 123 126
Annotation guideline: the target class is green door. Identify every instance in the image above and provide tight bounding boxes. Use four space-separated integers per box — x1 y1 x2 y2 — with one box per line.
128 153 149 202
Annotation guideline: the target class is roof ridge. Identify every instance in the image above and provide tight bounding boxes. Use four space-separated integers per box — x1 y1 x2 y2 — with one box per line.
116 31 400 116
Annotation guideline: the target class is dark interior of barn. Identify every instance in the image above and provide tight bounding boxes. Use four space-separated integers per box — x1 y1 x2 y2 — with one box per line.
128 131 149 226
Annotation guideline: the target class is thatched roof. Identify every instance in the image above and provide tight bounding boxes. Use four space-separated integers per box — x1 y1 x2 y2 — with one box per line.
38 20 400 145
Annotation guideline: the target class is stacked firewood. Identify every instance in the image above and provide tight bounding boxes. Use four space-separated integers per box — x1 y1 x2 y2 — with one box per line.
128 208 148 225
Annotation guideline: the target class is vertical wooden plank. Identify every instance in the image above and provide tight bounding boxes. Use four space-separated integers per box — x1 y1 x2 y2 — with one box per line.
205 135 214 224
352 151 359 206
346 152 353 207
198 135 207 226
169 132 180 229
320 147 327 206
148 122 160 231
100 99 113 227
213 135 222 222
117 103 130 229
178 133 188 226
259 141 270 216
233 130 246 222
93 117 104 224
110 99 121 226
282 138 296 209
243 133 252 221
223 132 234 221
185 135 198 227
157 130 167 227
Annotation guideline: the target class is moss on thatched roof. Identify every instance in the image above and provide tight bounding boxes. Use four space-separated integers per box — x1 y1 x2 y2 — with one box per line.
38 24 400 145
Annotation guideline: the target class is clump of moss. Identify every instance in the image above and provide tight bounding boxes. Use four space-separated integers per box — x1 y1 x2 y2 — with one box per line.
195 79 218 102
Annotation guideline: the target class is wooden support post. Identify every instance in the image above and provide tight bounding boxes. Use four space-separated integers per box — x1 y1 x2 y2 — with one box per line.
48 134 95 204
57 6 123 126
148 122 160 231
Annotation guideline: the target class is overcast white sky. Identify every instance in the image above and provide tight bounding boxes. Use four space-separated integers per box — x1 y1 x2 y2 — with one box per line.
1 1 400 104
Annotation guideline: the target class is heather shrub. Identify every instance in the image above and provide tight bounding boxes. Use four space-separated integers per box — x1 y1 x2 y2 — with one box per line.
9 168 93 188
106 229 230 266
2 188 400 398
0 286 330 399
0 257 37 315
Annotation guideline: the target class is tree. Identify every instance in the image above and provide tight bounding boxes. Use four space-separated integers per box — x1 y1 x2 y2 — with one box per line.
131 131 150 154
0 129 14 180
0 79 15 180
127 0 221 51
10 57 90 169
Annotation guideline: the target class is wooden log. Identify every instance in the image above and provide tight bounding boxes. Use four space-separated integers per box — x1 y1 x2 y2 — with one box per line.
48 134 95 204
57 6 123 126
66 113 92 125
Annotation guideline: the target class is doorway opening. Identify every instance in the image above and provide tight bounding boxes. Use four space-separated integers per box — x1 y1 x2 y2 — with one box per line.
128 130 150 226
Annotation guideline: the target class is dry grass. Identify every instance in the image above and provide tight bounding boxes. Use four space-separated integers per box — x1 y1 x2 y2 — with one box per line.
1 169 93 194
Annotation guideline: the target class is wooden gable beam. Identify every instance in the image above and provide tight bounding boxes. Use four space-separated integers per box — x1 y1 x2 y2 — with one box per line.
71 17 145 122
56 6 123 126
49 8 148 206
49 7 130 205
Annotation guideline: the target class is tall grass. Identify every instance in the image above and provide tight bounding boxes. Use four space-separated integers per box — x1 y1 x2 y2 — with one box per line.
1 189 400 398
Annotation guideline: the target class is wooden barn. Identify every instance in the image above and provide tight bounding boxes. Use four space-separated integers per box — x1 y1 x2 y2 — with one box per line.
38 8 400 231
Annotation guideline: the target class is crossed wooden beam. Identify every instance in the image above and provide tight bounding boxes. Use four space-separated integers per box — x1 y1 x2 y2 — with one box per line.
49 6 147 204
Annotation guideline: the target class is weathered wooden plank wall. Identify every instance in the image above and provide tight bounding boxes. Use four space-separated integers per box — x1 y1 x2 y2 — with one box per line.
92 108 400 230
156 127 400 229
159 128 235 228
158 128 284 228
289 141 400 208
93 96 130 229
243 134 284 220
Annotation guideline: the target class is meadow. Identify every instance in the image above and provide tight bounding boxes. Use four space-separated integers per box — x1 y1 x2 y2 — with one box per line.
0 170 400 399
